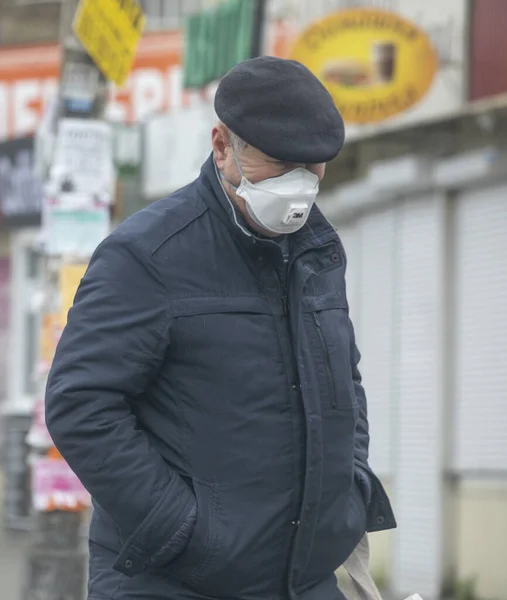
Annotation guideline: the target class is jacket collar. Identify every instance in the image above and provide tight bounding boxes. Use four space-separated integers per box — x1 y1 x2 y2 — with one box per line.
197 153 338 256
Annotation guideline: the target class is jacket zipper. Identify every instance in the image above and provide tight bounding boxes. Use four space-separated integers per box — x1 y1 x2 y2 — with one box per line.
272 263 304 532
312 312 337 410
281 239 341 590
272 264 288 317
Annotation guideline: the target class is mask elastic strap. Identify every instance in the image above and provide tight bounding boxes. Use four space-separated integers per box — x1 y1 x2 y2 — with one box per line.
218 170 238 191
218 146 243 191
231 147 244 178
213 161 253 238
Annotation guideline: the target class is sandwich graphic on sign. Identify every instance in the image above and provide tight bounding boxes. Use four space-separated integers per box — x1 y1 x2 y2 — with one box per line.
322 59 372 87
322 42 398 88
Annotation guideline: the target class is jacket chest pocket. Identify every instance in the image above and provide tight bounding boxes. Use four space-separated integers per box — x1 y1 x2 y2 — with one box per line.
166 295 283 422
303 292 356 412
169 296 279 366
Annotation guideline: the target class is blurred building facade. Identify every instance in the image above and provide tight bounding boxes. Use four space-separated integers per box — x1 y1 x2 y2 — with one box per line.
276 2 507 600
1 1 507 599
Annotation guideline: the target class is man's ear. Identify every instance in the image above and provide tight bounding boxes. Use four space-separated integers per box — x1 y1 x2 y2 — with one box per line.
212 124 229 170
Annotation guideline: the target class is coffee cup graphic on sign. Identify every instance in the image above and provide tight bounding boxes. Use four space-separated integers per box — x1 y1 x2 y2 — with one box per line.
371 42 398 83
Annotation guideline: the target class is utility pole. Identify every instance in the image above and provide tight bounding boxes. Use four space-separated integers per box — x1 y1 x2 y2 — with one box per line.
251 0 268 58
23 0 144 596
23 1 111 599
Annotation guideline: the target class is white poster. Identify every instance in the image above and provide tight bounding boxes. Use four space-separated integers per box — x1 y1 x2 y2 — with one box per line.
51 118 114 198
142 102 215 198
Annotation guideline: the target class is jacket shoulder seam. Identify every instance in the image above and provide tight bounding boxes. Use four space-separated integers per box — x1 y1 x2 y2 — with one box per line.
103 232 173 342
150 197 209 256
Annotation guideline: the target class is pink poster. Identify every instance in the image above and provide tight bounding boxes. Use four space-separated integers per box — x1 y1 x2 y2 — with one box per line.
32 457 91 512
0 258 10 401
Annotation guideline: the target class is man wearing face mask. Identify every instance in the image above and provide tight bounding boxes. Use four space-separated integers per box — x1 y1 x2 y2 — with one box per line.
45 57 396 600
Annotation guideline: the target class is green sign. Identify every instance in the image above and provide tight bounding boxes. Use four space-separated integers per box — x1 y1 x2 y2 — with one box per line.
183 0 255 88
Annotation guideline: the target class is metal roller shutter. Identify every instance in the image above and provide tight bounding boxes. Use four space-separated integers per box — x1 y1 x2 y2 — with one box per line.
356 209 396 478
393 194 445 599
453 184 507 473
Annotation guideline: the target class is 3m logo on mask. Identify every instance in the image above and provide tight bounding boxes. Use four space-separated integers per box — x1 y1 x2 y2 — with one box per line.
283 203 309 225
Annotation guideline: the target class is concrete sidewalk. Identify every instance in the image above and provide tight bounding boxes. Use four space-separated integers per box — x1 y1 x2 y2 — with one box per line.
0 479 30 600
0 528 30 600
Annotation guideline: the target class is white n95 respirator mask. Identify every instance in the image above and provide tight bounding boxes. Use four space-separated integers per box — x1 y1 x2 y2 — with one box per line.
221 150 320 235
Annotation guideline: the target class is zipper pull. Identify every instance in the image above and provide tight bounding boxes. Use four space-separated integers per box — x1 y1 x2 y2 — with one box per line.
282 295 288 314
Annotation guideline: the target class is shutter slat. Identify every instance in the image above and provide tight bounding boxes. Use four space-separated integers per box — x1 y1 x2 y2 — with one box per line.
393 195 444 599
453 184 507 471
357 210 396 477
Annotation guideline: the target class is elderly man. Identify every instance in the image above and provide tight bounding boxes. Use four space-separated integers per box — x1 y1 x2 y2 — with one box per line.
45 57 395 600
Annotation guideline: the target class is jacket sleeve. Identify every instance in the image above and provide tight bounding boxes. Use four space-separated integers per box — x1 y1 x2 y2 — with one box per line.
339 237 372 502
45 232 196 577
349 324 370 469
348 321 373 505
339 237 370 470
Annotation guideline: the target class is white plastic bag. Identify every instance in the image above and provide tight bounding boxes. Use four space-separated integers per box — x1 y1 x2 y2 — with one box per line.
343 534 422 600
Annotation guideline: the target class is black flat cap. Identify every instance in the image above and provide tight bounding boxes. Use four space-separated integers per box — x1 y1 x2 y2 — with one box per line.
215 56 345 164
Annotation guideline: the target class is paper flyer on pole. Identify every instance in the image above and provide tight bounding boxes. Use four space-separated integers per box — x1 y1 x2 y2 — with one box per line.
51 118 114 198
44 204 109 258
39 312 62 369
27 397 54 449
32 456 91 512
58 263 88 327
42 189 109 258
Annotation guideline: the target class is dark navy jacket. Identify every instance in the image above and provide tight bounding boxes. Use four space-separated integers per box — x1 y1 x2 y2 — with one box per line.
45 155 396 600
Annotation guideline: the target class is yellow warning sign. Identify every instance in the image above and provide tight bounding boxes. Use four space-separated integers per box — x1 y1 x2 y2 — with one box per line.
73 0 145 86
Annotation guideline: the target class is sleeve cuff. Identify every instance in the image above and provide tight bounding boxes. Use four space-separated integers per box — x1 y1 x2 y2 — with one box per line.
355 465 373 506
113 473 196 576
145 503 197 569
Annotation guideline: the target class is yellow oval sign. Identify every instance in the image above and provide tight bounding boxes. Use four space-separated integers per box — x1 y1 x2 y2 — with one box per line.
289 8 438 125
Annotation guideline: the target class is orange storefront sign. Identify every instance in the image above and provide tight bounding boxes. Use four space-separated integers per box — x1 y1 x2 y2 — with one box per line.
0 22 294 141
0 32 181 140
